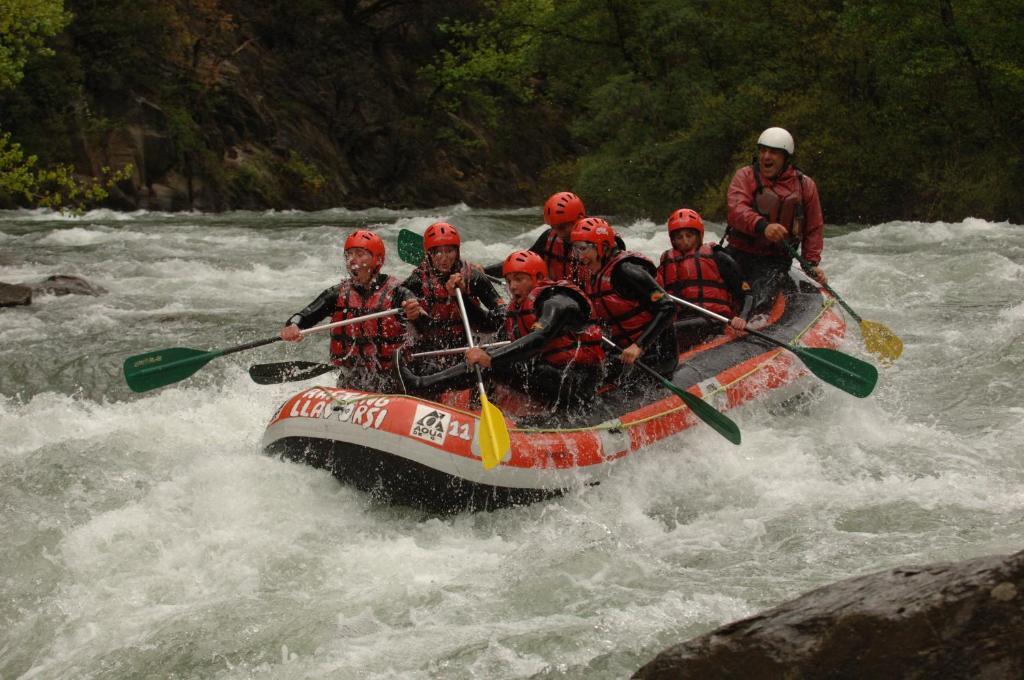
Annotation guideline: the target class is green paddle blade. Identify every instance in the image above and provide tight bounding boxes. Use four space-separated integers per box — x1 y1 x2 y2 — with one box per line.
124 347 221 393
249 361 337 385
789 346 878 398
860 319 903 364
478 392 511 469
397 229 425 265
655 375 741 445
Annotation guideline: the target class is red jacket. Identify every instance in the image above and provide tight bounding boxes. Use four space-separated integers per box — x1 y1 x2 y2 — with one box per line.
329 275 406 370
726 164 824 266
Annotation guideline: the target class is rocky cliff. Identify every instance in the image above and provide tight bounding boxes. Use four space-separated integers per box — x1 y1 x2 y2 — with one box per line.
4 1 567 212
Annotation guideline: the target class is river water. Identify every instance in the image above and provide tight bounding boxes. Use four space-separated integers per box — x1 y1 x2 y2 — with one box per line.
2 207 1022 679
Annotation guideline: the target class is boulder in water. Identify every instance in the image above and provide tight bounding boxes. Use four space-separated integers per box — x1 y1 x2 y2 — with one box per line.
634 549 1024 679
30 275 107 297
0 282 32 307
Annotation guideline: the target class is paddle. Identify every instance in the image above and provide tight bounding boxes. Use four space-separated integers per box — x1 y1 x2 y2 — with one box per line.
454 288 511 469
410 340 511 360
124 308 402 393
248 340 514 385
666 293 878 398
397 228 506 285
248 361 337 385
782 243 903 363
600 337 740 445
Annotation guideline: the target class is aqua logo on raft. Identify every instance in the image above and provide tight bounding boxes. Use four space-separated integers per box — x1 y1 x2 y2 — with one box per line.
410 404 451 445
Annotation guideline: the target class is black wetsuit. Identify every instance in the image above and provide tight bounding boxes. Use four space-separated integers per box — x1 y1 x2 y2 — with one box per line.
398 288 602 413
720 246 793 313
671 248 754 349
286 274 424 392
593 257 679 397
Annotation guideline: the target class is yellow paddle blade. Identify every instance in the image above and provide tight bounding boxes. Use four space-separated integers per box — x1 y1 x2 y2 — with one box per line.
860 319 903 364
478 392 511 469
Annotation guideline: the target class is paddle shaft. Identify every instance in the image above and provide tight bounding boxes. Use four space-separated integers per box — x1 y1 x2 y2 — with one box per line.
782 243 863 322
599 336 741 444
666 293 791 350
410 341 511 360
156 308 402 371
454 288 487 392
127 307 404 391
600 336 670 385
666 293 878 398
454 287 511 468
297 307 403 336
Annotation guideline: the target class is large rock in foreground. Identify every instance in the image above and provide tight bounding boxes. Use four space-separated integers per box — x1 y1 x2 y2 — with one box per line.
635 549 1023 679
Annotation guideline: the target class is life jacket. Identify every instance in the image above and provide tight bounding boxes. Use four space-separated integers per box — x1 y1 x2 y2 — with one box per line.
727 163 806 254
585 251 657 348
328 274 406 370
753 163 805 238
540 229 574 281
412 260 479 347
504 280 605 366
657 243 735 317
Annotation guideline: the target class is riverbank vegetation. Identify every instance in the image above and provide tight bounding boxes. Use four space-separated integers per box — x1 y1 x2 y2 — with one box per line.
1 0 1020 222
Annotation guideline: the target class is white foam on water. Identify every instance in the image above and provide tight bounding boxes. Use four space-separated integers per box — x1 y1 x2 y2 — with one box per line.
2 213 1024 679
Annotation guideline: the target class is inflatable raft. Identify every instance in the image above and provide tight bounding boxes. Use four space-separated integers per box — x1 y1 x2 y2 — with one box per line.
262 273 850 513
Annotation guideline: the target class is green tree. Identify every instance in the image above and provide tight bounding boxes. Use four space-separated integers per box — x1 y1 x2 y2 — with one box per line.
0 0 69 90
427 0 1024 222
0 0 131 211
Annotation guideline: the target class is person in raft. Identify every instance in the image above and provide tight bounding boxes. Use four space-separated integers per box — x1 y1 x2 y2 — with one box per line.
482 191 625 280
723 126 827 311
396 250 606 413
400 222 506 369
569 217 679 392
280 229 426 391
656 208 753 349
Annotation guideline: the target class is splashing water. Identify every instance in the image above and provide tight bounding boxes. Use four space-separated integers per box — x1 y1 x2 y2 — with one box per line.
2 208 1022 678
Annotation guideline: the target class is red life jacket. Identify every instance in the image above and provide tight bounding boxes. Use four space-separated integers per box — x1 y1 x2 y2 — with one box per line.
412 260 479 347
329 275 406 370
504 280 605 366
727 164 806 254
585 251 656 348
753 164 805 239
540 230 574 281
657 243 735 317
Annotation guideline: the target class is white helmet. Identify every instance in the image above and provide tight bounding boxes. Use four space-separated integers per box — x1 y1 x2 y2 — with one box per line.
757 127 795 155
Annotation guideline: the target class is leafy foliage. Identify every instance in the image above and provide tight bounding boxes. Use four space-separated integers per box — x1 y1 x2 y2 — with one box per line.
0 0 70 90
0 0 131 212
427 0 1024 222
1 0 1021 220
0 133 132 211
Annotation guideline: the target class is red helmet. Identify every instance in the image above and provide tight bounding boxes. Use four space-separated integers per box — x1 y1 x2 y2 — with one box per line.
423 222 461 251
344 229 385 268
570 217 617 258
667 208 704 236
543 191 586 227
502 250 548 283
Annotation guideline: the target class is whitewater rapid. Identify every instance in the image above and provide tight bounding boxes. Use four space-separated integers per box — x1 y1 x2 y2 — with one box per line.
2 208 1022 678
